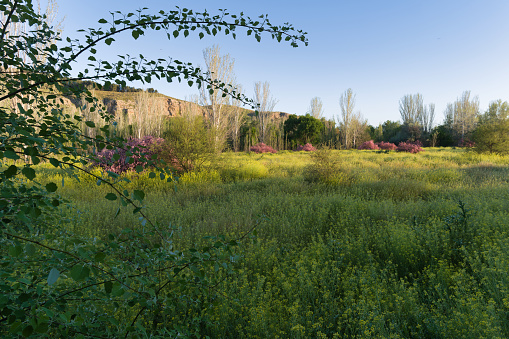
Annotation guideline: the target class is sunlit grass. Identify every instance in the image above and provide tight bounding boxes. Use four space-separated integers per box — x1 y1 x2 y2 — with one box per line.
20 147 509 337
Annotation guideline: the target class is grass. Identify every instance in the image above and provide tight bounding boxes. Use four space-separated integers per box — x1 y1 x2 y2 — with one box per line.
27 148 509 337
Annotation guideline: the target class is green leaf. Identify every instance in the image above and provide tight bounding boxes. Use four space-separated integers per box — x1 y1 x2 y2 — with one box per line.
22 325 33 337
173 30 179 38
45 182 58 192
49 158 60 167
70 265 90 281
21 167 36 180
112 283 124 296
148 172 156 179
25 244 36 256
35 322 49 334
133 190 145 202
105 193 117 201
104 281 113 294
9 246 23 257
85 121 95 128
4 150 19 160
47 268 60 285
3 165 17 179
98 18 108 24
94 252 106 262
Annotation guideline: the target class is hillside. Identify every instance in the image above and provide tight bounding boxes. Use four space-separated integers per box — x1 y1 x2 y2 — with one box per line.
64 88 292 121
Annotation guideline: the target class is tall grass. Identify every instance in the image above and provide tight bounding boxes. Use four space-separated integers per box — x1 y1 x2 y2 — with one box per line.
31 148 509 337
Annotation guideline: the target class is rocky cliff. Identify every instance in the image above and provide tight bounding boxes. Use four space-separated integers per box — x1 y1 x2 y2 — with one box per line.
65 90 291 121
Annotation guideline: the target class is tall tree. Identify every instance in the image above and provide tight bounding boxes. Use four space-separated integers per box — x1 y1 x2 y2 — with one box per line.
420 103 436 134
253 81 278 143
444 91 480 141
199 45 236 152
338 88 355 148
307 96 324 119
228 84 247 151
399 93 424 125
472 100 509 154
350 111 369 148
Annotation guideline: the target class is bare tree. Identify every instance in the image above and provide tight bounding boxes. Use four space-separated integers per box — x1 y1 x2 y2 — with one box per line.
228 84 246 151
1 0 64 114
338 88 356 148
420 103 435 134
399 93 424 125
199 45 236 152
444 91 480 140
253 81 278 143
307 96 323 119
133 91 166 138
350 111 368 148
1 0 63 66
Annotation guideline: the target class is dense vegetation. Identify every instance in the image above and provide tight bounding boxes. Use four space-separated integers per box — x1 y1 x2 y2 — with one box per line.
17 148 509 337
0 1 307 337
2 1 509 338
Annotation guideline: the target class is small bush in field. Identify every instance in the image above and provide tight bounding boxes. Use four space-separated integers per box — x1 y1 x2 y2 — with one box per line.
294 143 316 151
250 143 277 153
161 115 217 173
377 141 397 150
358 140 379 150
397 142 424 153
93 136 165 174
303 148 349 184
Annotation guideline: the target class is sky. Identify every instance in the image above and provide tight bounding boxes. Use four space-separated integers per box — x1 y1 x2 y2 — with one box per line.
55 0 509 126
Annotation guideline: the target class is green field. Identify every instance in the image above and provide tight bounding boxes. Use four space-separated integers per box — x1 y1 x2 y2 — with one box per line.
26 148 509 338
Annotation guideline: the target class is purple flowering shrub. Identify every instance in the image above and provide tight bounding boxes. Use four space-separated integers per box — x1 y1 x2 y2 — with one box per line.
396 141 424 153
250 143 277 154
377 141 397 150
358 140 379 150
294 143 316 151
93 136 165 174
459 138 475 148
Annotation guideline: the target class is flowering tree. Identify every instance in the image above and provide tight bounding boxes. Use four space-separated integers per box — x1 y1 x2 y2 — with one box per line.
0 1 307 337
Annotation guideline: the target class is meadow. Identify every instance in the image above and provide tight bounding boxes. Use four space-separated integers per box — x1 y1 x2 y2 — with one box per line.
32 148 509 337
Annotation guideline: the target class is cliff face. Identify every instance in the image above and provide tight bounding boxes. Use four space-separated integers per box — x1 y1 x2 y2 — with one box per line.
101 96 203 117
65 90 291 121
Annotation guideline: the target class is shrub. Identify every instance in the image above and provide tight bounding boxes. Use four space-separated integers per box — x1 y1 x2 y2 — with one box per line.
397 142 424 153
294 143 316 151
161 115 216 173
458 138 475 148
358 140 379 150
377 141 397 150
303 148 347 184
250 143 277 153
93 136 165 173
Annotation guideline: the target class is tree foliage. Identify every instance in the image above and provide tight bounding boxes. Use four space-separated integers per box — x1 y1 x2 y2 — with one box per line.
0 1 307 337
284 113 323 147
472 100 509 154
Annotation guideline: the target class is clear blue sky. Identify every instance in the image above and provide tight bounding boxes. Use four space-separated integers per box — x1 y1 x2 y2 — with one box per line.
56 0 509 126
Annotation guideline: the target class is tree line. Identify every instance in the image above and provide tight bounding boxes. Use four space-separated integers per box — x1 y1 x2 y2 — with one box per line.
80 76 507 153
